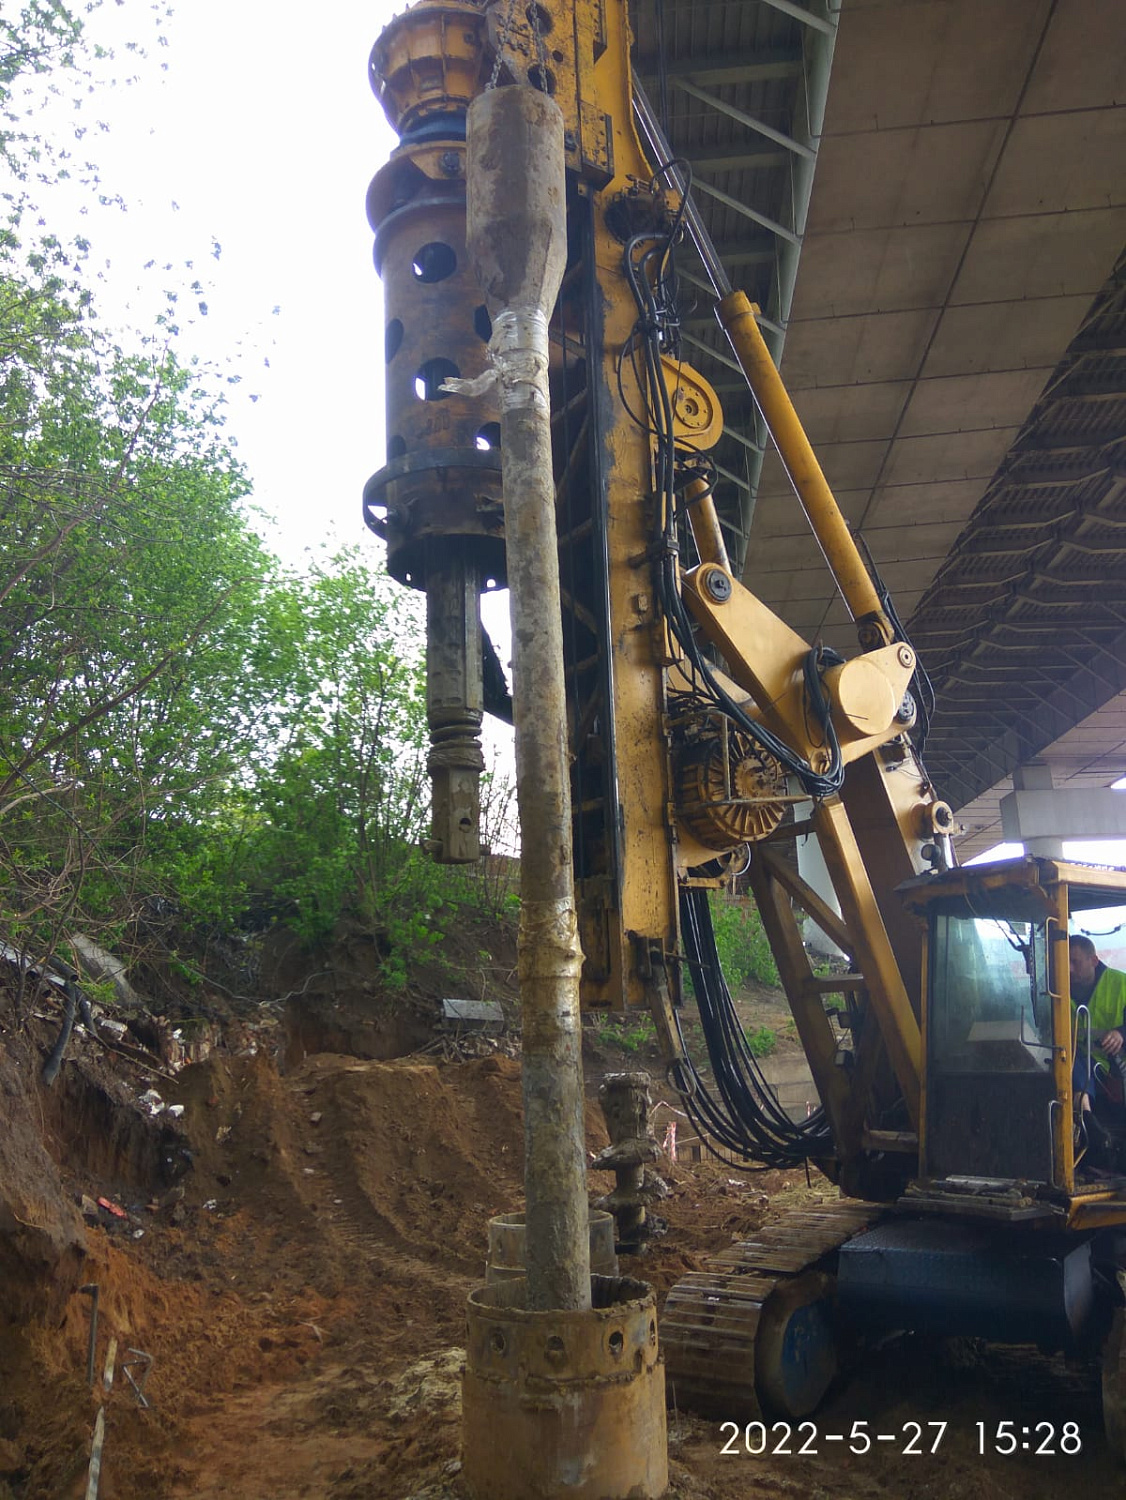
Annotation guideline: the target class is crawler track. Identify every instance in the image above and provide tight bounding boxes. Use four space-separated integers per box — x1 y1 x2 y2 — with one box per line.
662 1198 888 1418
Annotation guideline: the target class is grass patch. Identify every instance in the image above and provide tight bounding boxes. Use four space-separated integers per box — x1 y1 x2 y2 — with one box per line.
592 1014 657 1054
745 1025 777 1057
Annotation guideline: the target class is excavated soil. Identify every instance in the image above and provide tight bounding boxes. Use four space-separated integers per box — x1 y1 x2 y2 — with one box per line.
1 986 1123 1499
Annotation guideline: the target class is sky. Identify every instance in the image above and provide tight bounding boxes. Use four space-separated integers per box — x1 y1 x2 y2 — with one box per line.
24 1 398 557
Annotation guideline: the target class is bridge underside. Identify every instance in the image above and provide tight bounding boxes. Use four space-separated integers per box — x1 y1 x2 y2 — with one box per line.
911 254 1126 858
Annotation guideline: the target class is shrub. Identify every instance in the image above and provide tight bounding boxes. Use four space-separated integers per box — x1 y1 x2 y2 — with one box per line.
745 1025 777 1058
707 892 780 991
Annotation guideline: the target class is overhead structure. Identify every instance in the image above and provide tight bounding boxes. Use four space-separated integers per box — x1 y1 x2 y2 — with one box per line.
359 0 1126 868
915 252 1126 855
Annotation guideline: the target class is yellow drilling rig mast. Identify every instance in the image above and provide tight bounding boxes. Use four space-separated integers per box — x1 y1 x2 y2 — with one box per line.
364 0 1126 1485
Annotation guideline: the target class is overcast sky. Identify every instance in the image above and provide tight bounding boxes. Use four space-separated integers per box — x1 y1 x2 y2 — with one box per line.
26 0 400 562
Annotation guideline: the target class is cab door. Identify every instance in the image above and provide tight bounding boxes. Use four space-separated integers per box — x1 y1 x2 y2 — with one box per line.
924 909 1056 1183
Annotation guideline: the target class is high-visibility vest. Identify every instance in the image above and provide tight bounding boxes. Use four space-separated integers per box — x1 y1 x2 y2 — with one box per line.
1087 964 1126 1042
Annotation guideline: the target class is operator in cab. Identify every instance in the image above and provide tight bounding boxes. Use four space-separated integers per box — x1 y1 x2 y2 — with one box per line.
1070 934 1126 1167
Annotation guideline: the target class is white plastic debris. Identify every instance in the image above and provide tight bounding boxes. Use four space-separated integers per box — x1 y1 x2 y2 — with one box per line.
69 933 144 1010
137 1089 165 1116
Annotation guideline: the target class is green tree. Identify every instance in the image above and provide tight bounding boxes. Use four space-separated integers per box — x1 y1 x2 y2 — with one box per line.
235 552 520 978
0 221 474 986
3 2 169 194
0 4 505 998
708 890 780 991
1 2 88 180
0 251 282 962
0 260 463 982
238 552 435 953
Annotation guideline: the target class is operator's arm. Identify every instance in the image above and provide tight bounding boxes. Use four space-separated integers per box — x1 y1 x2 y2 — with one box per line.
1091 967 1126 1058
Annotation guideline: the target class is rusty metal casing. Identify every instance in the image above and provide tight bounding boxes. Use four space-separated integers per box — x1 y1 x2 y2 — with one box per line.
365 1 504 863
463 1275 667 1500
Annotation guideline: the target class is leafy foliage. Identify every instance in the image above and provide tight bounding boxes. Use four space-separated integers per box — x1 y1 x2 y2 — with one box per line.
2 1 171 194
233 566 519 978
592 1013 657 1055
744 1024 777 1058
0 254 273 955
707 891 781 991
1 2 87 180
0 241 512 984
235 555 430 947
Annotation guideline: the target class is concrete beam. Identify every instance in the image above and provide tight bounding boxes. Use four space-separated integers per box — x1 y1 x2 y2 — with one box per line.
684 144 788 175
934 637 1126 811
692 176 799 246
672 78 816 160
757 0 836 37
687 235 777 268
1000 789 1126 844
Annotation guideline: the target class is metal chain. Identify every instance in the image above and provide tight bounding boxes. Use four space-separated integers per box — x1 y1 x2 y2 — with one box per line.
528 1 549 87
487 0 520 90
487 0 550 92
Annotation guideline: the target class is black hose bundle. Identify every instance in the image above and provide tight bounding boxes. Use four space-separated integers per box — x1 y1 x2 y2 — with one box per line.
671 887 833 1168
614 177 849 1164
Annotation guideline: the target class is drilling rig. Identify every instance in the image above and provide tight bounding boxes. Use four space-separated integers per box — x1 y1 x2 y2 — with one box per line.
363 0 1126 1482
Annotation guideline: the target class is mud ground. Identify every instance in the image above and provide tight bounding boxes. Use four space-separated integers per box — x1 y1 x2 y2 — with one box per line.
1 991 1121 1499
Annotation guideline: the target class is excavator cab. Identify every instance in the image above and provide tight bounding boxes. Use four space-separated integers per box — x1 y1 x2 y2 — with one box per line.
902 856 1126 1210
667 855 1126 1441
